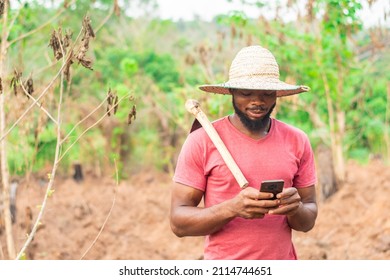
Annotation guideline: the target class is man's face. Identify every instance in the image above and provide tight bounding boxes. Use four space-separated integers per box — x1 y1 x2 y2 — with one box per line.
231 89 277 132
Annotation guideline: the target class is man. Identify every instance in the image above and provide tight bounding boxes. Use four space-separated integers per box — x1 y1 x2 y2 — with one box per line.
170 45 317 260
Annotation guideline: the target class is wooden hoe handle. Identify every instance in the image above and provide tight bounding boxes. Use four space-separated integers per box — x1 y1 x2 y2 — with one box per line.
185 99 249 188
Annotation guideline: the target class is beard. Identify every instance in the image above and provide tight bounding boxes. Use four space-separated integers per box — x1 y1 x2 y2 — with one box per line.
232 98 276 133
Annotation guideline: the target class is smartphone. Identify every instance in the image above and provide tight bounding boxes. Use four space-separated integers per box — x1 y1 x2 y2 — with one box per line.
260 179 284 200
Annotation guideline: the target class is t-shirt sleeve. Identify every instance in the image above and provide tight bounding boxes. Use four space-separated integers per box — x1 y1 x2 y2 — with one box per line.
293 134 317 188
173 131 207 191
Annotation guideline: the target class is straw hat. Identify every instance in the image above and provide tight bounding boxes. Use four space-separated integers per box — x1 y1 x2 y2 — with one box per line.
199 45 309 97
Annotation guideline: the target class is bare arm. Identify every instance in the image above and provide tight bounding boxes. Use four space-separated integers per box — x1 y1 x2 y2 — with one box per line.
170 182 279 237
269 185 317 232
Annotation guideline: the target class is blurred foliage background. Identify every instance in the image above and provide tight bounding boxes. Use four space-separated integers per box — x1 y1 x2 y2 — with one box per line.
1 0 389 182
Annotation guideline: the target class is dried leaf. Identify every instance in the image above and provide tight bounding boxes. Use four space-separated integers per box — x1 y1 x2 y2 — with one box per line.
49 28 72 61
0 0 4 16
63 29 73 49
77 56 93 70
0 77 3 94
106 88 114 116
127 112 132 125
127 105 137 125
10 77 17 96
83 15 95 39
64 53 74 83
10 70 22 96
76 43 93 70
107 88 113 105
131 105 137 120
74 16 96 70
113 95 119 115
49 30 63 60
24 76 34 98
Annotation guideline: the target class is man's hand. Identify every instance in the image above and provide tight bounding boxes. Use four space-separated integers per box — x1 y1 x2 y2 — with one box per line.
267 186 318 232
268 187 302 216
228 186 280 219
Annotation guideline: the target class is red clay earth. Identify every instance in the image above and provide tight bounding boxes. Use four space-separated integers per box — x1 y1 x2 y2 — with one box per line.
1 160 389 260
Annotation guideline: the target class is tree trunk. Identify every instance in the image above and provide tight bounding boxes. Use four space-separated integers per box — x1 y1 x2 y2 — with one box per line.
324 92 346 184
333 110 346 183
316 144 337 201
331 129 346 183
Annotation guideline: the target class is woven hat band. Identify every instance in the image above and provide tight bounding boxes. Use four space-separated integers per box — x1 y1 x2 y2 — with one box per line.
228 46 280 81
229 72 280 81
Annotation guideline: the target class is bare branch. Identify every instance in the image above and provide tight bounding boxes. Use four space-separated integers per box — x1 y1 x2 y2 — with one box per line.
2 5 21 48
60 95 109 145
0 58 66 143
0 28 84 143
94 2 116 34
19 78 58 125
57 93 132 163
80 159 119 260
15 26 70 260
8 0 77 47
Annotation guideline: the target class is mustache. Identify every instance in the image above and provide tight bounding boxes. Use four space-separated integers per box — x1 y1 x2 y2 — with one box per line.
248 106 267 110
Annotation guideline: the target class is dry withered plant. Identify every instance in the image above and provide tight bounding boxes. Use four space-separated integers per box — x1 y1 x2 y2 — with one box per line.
128 104 137 125
9 70 22 96
1 3 133 260
15 18 135 260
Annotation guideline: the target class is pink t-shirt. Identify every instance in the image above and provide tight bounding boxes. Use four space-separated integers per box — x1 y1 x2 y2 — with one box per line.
173 117 317 260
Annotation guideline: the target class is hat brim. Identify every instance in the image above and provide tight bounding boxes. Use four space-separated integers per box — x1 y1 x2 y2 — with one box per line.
199 79 310 97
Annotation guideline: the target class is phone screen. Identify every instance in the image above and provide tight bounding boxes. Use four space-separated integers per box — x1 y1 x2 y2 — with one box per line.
260 180 284 199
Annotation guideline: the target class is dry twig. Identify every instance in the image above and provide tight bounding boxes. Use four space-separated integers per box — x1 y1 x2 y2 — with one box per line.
8 0 76 47
0 27 84 143
19 78 57 125
58 93 132 163
80 159 119 260
60 94 112 145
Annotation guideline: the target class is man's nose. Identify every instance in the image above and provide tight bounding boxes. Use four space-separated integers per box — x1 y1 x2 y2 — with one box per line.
250 94 265 104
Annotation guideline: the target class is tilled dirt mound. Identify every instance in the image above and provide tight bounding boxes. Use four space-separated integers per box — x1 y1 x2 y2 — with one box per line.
1 160 389 259
294 160 390 259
